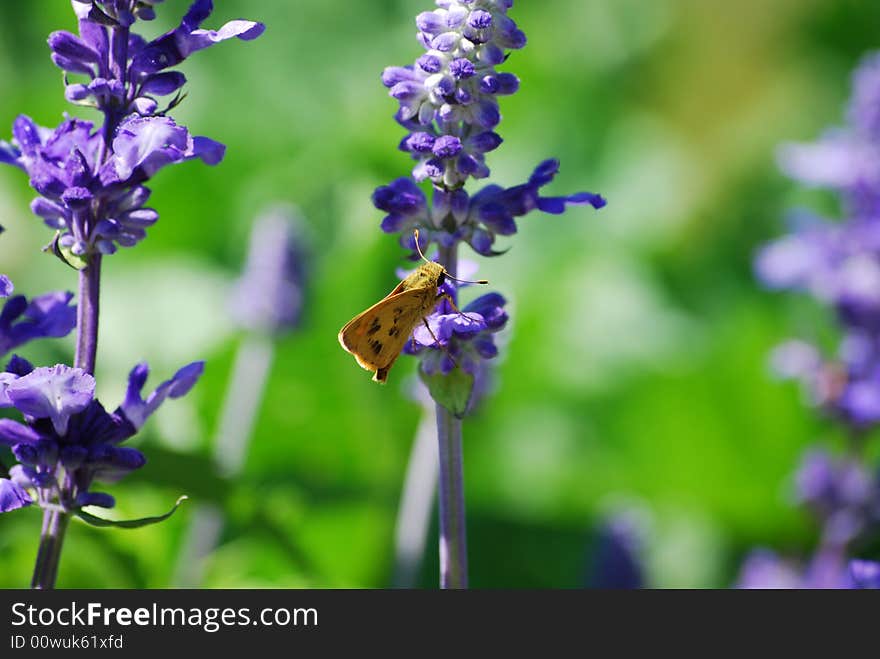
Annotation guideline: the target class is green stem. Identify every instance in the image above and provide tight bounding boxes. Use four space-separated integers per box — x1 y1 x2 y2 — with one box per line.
30 508 70 589
435 243 468 589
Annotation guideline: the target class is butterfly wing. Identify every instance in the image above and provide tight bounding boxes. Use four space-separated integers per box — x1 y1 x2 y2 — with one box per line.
338 286 437 383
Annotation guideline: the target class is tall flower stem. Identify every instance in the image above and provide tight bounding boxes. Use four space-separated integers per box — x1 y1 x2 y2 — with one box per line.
435 243 468 589
30 507 70 589
392 403 438 587
75 256 102 374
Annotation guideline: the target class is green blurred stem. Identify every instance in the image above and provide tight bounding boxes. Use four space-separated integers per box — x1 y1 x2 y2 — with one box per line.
31 508 70 589
436 243 468 589
392 403 438 587
173 335 275 586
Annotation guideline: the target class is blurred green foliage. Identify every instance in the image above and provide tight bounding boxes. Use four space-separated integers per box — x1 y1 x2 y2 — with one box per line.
2 0 879 588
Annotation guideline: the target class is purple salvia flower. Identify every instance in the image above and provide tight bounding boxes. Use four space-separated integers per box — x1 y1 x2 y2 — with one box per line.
230 206 309 335
375 159 605 257
777 52 880 220
0 360 202 516
0 290 77 359
119 361 205 430
368 1 605 589
0 275 12 297
382 0 530 187
0 0 263 260
849 560 880 588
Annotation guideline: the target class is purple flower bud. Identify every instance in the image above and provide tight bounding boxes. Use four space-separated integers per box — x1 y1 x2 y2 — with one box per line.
475 100 501 128
140 71 187 96
449 58 476 80
417 54 443 74
383 66 420 88
416 11 446 35
48 30 100 65
494 72 520 95
468 10 493 30
433 135 463 159
446 6 468 29
431 32 460 52
469 131 503 153
404 132 437 153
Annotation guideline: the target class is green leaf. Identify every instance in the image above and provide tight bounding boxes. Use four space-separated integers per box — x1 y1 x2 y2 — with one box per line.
420 365 475 419
45 231 89 271
75 495 189 529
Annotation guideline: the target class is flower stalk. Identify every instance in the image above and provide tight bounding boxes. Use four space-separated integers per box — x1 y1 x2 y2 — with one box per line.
434 241 468 588
0 0 264 590
74 256 101 374
375 0 604 588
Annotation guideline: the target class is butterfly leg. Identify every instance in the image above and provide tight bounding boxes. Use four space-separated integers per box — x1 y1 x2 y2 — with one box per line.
421 318 441 346
423 317 459 368
439 293 477 324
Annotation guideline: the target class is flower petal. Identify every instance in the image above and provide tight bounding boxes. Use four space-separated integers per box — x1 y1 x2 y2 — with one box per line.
6 366 95 436
0 478 32 513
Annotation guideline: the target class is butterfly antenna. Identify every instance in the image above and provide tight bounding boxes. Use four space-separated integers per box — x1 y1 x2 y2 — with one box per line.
412 229 489 285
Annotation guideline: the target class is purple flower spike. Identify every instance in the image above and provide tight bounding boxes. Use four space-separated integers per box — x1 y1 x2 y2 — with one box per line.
849 560 880 589
119 361 205 430
0 1 262 262
231 206 309 335
0 276 12 298
6 366 95 436
0 479 32 513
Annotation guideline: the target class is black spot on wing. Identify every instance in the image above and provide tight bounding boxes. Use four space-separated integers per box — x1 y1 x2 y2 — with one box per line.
370 339 383 355
388 326 400 337
367 319 382 336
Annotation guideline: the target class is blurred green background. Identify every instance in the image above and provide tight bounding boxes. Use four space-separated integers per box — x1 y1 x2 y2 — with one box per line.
1 0 878 588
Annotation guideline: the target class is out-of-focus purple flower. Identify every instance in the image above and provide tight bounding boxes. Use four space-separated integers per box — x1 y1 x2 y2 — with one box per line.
0 360 202 516
0 290 77 359
778 52 880 220
794 448 880 549
375 159 605 257
849 559 880 588
588 514 645 589
230 206 309 335
0 275 12 297
735 549 855 589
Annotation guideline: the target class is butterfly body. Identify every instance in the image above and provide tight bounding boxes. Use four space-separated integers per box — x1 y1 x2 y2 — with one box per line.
339 261 446 383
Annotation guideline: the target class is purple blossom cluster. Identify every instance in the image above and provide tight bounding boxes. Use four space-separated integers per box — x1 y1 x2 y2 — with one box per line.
404 281 508 376
377 0 604 258
0 358 202 515
0 0 263 567
750 52 880 587
374 1 604 405
0 0 262 257
756 54 880 428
